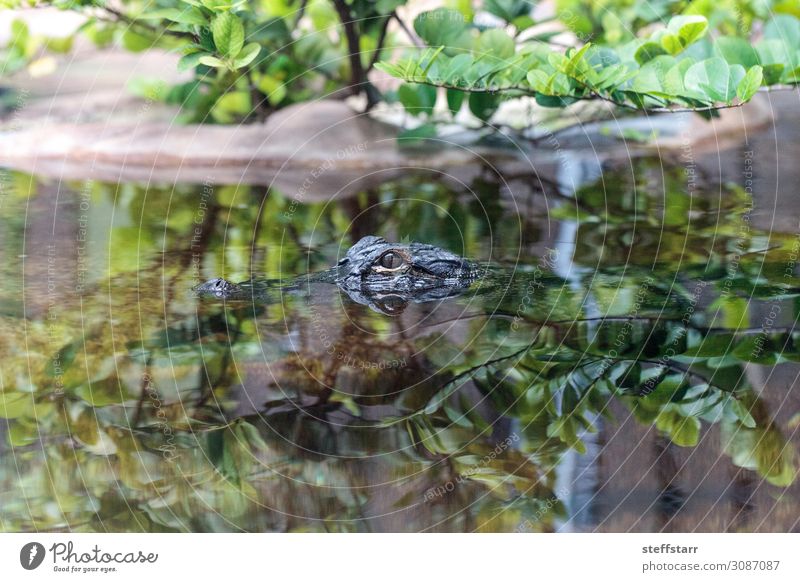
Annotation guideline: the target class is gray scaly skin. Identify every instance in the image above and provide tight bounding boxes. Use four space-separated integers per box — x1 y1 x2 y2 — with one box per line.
194 236 482 314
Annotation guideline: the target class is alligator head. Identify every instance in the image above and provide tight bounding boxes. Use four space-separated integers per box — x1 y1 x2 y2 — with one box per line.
334 236 478 314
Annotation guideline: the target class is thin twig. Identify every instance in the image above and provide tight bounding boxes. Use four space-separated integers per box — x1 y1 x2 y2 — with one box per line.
367 13 394 72
394 11 424 48
293 0 309 29
98 5 198 42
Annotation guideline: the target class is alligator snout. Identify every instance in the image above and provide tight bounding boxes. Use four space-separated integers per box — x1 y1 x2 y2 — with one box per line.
194 278 242 298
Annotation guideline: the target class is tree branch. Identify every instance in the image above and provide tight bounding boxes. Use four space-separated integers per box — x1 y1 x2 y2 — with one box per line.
331 0 381 109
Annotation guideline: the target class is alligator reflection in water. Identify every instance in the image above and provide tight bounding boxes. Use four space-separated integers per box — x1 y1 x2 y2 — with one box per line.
0 161 798 532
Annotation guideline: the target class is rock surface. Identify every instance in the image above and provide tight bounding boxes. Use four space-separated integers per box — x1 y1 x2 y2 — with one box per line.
0 97 522 199
0 45 779 200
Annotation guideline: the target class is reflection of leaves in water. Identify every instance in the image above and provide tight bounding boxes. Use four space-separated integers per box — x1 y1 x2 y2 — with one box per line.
0 164 798 532
722 393 796 487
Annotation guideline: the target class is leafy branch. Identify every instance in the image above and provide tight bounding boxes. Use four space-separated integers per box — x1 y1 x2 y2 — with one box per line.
378 11 800 122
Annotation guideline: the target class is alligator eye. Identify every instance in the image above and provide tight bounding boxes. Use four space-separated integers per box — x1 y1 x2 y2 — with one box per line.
378 252 405 270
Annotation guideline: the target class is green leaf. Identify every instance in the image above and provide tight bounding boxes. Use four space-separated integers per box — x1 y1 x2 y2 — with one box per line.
237 421 268 451
617 362 642 391
0 391 33 419
512 15 535 32
663 59 693 96
46 342 77 377
476 28 516 61
714 37 760 68
374 61 405 79
255 74 287 103
684 57 739 102
211 90 251 123
728 64 747 101
484 0 530 23
74 378 132 407
398 123 437 146
446 88 464 115
559 43 592 78
9 19 28 47
121 29 155 52
635 41 668 65
761 63 786 85
199 55 226 68
376 0 406 14
785 66 800 83
44 36 74 54
413 9 472 55
468 91 499 121
211 11 245 59
764 14 800 47
673 416 701 447
644 374 688 406
732 335 779 365
443 53 474 84
534 94 577 108
589 62 632 90
736 65 763 102
728 399 757 429
397 83 437 114
178 51 206 72
199 27 216 52
548 71 572 94
661 15 708 55
756 39 793 66
84 22 115 47
234 42 261 69
202 0 238 11
681 333 736 358
631 56 676 94
421 45 445 76
526 69 550 92
722 420 796 487
444 403 472 428
548 417 586 453
140 7 207 26
657 411 700 447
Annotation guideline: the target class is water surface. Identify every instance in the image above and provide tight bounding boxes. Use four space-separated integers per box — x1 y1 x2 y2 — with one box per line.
1 156 798 532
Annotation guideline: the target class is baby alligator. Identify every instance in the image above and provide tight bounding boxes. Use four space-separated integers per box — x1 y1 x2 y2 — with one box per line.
195 236 482 314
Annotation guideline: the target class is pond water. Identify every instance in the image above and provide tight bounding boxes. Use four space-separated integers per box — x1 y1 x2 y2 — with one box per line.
1 150 799 532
